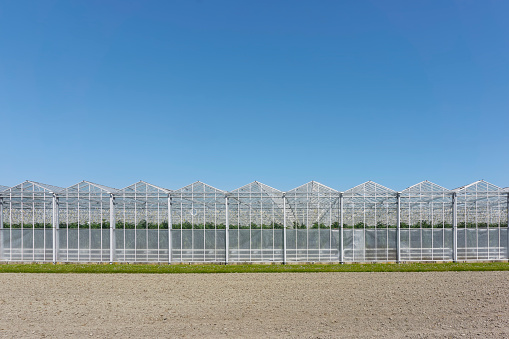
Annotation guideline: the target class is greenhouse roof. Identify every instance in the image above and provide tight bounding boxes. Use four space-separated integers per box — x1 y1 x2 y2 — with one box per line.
401 180 450 194
175 181 225 194
287 181 338 195
62 181 118 194
230 181 285 209
452 180 501 193
230 181 282 196
172 181 226 207
344 181 396 196
0 180 508 197
118 181 171 194
5 180 63 194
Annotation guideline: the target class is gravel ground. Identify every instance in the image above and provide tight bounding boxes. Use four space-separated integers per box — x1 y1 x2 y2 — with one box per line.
0 271 508 338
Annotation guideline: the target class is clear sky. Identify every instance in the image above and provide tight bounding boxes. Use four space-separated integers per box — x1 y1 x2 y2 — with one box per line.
1 0 508 192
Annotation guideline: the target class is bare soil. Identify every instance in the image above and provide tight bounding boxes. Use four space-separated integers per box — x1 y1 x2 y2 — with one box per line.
0 271 508 338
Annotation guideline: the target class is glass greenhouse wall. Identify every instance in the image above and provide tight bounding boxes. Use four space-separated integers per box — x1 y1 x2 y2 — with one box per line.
0 180 507 263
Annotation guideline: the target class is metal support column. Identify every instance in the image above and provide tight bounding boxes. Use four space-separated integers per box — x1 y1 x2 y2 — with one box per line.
109 194 115 264
225 195 229 264
339 193 344 263
452 192 458 262
52 194 59 263
396 192 401 263
506 193 509 259
283 193 287 264
0 198 3 261
168 195 172 264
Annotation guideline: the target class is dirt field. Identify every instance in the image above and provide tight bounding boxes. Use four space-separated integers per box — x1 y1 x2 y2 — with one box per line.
0 272 508 338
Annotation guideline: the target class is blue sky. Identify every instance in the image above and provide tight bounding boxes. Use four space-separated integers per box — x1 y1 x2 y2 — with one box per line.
1 0 508 191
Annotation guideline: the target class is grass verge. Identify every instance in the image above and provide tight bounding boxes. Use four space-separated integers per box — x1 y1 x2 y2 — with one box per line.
0 262 508 274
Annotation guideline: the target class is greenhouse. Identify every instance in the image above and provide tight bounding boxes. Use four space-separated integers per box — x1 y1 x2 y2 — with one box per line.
0 180 507 264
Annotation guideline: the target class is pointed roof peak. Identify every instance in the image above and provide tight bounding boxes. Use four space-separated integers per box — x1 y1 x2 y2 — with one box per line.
231 181 283 194
63 181 118 194
176 181 225 193
7 180 64 193
402 180 450 193
119 181 171 193
287 181 338 194
453 180 500 192
345 181 396 194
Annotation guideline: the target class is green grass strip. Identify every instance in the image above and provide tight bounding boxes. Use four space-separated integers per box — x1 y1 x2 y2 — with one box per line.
0 262 508 274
